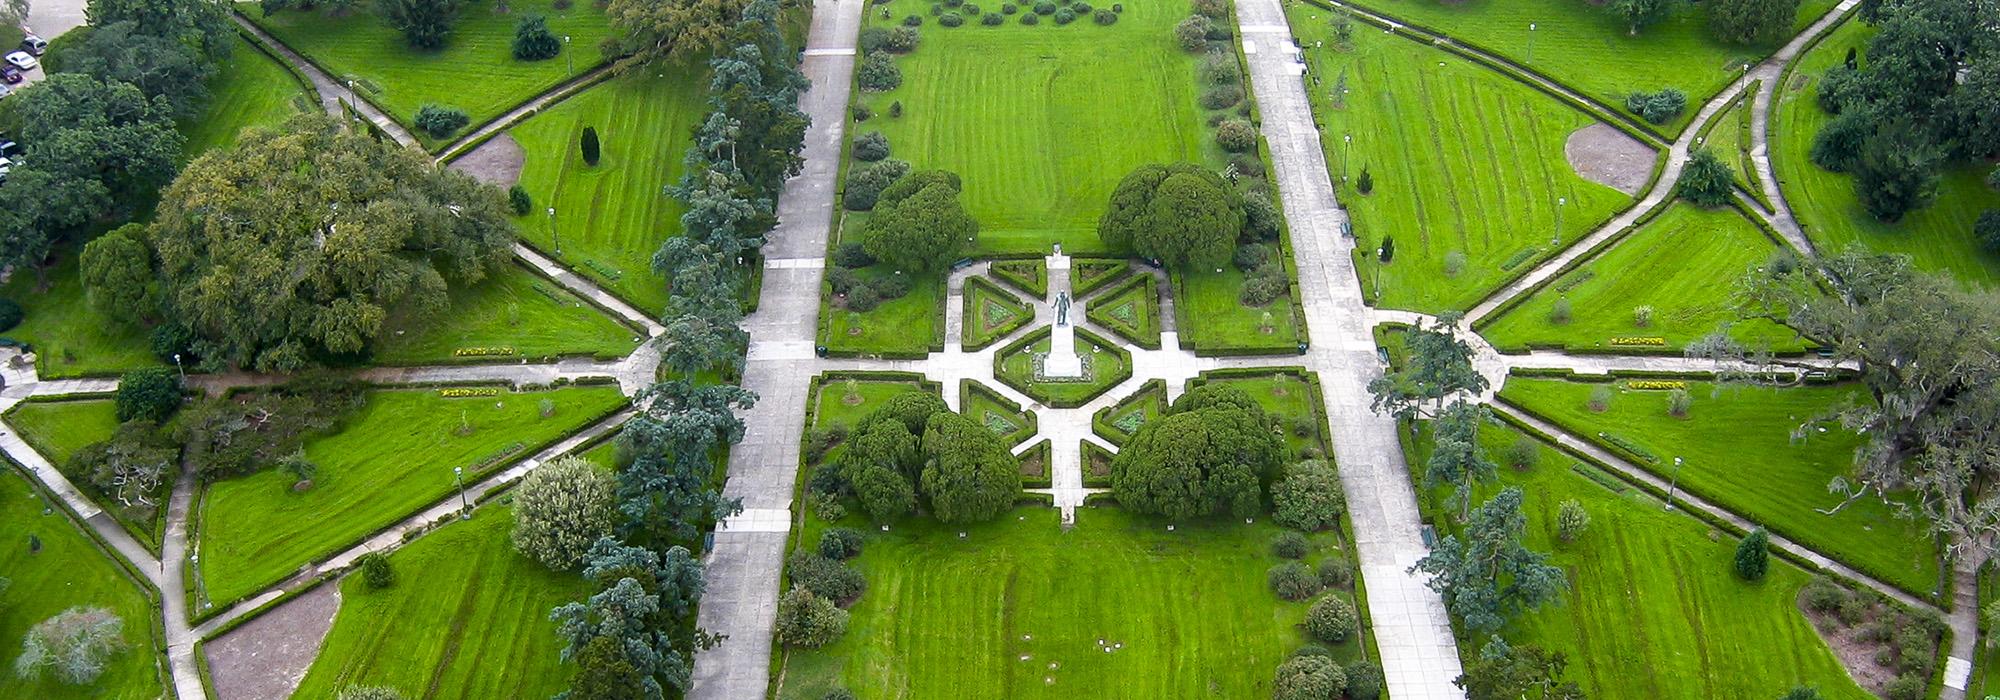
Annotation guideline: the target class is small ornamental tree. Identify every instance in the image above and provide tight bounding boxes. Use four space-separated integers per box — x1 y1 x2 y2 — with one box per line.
508 185 533 216
79 224 157 320
1175 16 1210 51
581 126 601 166
1556 499 1590 542
360 552 394 589
1678 147 1735 207
512 13 562 60
511 455 617 571
115 367 181 422
414 104 469 139
852 131 891 161
774 587 849 648
1305 596 1358 643
1356 166 1373 194
1097 162 1244 269
858 52 902 91
1271 460 1347 531
379 0 465 49
1273 654 1348 700
13 606 127 685
1735 527 1770 581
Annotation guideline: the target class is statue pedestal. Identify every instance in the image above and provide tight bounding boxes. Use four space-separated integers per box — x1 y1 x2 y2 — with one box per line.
1044 324 1083 378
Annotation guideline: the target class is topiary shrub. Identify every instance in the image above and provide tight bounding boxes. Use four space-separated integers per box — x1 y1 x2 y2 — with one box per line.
1735 528 1769 581
1625 88 1687 124
939 11 965 26
1001 1 1017 11
1215 119 1256 153
887 26 921 51
116 368 181 422
983 11 1003 24
819 527 864 560
852 104 872 122
580 126 601 166
853 131 891 161
890 101 904 117
845 284 882 312
943 0 962 6
1305 596 1358 643
786 551 867 604
1200 53 1239 85
512 13 561 60
904 13 923 25
1093 7 1116 23
413 104 469 139
1020 10 1039 23
1317 559 1352 589
359 552 394 589
1268 561 1319 601
859 52 903 90
962 2 980 14
1274 654 1348 699
508 185 532 216
1053 7 1076 23
1271 531 1309 559
1344 661 1385 699
1033 0 1056 13
1175 15 1209 50
1200 85 1243 110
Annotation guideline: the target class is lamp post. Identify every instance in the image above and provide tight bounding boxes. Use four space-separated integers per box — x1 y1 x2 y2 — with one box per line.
547 206 560 255
1666 457 1684 510
454 466 471 519
171 353 185 384
1342 134 1352 185
565 35 573 75
1551 196 1565 246
1527 23 1536 65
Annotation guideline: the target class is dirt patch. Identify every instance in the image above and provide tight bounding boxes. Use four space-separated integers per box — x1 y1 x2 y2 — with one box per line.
1796 581 1941 695
446 133 525 187
205 583 343 700
1564 123 1656 196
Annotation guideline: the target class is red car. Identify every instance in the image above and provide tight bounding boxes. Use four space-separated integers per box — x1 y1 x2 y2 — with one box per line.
1 66 21 84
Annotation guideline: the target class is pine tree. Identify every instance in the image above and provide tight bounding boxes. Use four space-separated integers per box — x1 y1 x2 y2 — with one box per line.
581 126 601 166
1735 527 1770 581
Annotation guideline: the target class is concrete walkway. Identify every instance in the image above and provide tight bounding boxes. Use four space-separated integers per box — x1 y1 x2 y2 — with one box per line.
688 0 866 696
232 14 417 148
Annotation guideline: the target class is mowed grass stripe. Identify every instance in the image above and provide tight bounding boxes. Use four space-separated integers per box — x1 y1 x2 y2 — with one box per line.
1295 9 1632 314
509 70 709 313
853 0 1219 255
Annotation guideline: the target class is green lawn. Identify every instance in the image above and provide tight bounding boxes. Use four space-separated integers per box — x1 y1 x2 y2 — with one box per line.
847 0 1223 254
1174 268 1300 352
774 507 1358 699
373 263 641 364
1772 18 2000 286
1497 377 1941 595
1701 89 1763 198
962 276 1032 351
1480 204 1805 352
1291 6 1633 314
507 69 709 313
825 269 942 357
245 0 614 140
179 35 308 158
1405 422 1869 698
0 468 165 700
0 251 161 378
813 376 935 433
288 504 587 700
199 386 628 605
994 328 1132 407
1330 0 1840 133
1085 275 1161 349
5 399 170 552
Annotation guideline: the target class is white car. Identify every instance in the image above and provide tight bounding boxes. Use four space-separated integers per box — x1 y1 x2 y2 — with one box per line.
5 52 36 72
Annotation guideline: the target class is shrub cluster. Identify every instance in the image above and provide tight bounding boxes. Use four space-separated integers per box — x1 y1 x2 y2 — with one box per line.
414 104 469 139
1625 88 1687 125
787 551 866 604
843 158 912 210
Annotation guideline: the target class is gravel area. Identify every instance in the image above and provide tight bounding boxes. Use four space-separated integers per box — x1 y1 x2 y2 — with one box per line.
204 583 342 700
447 133 526 187
1564 123 1656 195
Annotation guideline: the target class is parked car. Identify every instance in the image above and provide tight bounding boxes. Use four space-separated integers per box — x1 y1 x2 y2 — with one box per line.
18 36 45 57
0 84 13 100
1 66 21 84
0 157 15 184
5 51 36 71
0 140 22 158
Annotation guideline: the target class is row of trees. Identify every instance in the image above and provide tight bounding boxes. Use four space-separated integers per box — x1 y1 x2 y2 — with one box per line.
542 1 811 696
1608 0 1802 44
1809 0 1998 223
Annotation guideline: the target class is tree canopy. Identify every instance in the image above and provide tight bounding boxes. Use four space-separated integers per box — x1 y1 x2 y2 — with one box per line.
53 20 218 116
1411 487 1568 634
918 411 1020 523
0 74 184 272
144 114 512 371
1705 0 1800 44
862 169 976 272
1367 316 1488 421
1098 162 1244 269
85 0 233 57
605 0 749 66
1111 385 1284 519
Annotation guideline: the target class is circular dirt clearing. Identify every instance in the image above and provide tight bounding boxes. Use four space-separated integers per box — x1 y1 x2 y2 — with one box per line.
1564 123 1656 196
447 133 525 187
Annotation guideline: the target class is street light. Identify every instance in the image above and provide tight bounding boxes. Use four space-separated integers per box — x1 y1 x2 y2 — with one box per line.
454 466 471 519
171 353 185 384
547 206 560 255
1666 457 1684 510
564 35 573 75
1551 196 1565 247
1342 134 1352 185
1527 23 1536 64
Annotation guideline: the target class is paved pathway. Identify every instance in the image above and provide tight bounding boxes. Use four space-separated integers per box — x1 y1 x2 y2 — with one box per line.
688 0 865 696
232 14 417 147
